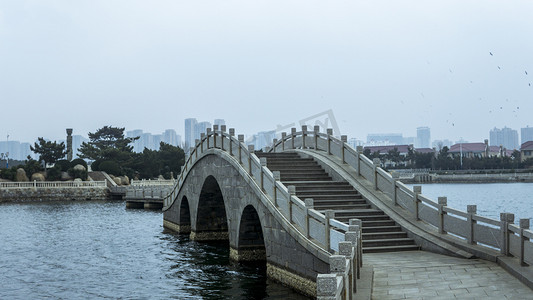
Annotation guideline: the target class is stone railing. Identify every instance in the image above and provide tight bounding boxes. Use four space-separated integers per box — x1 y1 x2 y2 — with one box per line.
270 126 533 293
163 125 360 299
0 180 107 188
131 179 176 186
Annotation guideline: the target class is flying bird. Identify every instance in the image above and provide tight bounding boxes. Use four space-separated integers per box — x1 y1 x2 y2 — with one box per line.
490 52 493 56
526 71 528 75
498 66 501 70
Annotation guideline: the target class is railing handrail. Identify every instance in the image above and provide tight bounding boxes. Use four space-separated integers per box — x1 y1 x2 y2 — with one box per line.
269 126 533 264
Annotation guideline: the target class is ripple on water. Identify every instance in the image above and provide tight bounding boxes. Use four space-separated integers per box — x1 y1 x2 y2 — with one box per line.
0 201 310 300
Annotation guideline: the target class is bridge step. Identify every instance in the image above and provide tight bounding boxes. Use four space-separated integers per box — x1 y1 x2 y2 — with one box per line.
363 225 403 233
296 190 361 196
363 244 421 253
363 238 416 248
257 151 420 253
362 231 408 240
314 204 371 210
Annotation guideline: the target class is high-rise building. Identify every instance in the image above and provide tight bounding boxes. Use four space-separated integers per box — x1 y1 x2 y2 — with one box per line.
184 118 198 151
196 122 212 141
126 129 144 152
416 127 431 148
252 130 276 150
163 129 178 146
490 127 519 150
522 126 533 144
72 135 89 158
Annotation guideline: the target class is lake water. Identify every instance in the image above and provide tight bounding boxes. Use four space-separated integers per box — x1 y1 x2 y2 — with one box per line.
0 201 309 300
407 182 533 222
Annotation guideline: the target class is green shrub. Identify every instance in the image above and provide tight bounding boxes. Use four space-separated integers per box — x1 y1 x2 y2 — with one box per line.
90 159 102 171
0 167 17 181
68 167 88 180
98 160 121 176
47 166 62 181
54 160 70 172
70 158 88 170
23 159 43 176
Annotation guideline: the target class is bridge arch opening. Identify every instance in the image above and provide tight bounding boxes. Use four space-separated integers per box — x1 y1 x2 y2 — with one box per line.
178 196 191 234
192 176 229 241
231 205 266 262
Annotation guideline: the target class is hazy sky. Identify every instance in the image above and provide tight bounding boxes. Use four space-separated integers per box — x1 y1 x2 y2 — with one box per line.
1 0 532 144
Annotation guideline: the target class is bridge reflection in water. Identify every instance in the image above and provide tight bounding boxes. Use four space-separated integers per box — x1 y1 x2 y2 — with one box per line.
156 125 533 299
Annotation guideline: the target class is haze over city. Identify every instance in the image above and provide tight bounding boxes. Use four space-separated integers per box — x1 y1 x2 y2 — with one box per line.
1 1 532 144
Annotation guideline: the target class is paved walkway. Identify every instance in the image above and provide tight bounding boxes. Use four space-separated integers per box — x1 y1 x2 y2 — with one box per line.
365 251 533 300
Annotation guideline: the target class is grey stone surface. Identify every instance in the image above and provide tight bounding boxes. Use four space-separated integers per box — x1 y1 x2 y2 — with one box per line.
367 250 533 300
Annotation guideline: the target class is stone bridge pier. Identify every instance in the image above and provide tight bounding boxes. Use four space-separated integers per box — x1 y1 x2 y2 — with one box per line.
163 153 328 297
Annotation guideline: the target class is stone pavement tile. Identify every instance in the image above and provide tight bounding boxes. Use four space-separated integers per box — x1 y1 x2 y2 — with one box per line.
387 279 418 286
449 281 480 289
436 288 467 296
466 286 489 295
388 287 420 295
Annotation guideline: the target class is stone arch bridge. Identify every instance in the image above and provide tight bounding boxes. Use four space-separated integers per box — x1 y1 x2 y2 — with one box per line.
162 126 533 299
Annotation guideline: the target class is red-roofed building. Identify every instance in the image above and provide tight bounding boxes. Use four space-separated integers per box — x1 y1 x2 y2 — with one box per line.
521 141 533 162
449 140 489 158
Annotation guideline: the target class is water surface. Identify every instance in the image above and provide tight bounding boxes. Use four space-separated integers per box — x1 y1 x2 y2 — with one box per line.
0 201 308 299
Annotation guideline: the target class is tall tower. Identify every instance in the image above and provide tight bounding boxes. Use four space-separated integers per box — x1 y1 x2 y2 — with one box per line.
66 128 73 161
416 127 431 148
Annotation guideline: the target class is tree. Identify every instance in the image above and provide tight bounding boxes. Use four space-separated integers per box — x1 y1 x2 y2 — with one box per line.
30 138 67 168
386 148 402 167
78 126 138 163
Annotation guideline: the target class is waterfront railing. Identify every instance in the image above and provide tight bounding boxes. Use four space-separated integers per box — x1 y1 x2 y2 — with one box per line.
268 126 533 296
130 179 176 186
0 180 107 188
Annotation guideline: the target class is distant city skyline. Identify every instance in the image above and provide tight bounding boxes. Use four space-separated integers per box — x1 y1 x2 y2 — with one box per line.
3 122 533 161
1 1 532 148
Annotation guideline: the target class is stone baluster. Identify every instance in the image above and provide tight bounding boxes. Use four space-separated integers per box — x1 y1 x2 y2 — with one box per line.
500 212 515 255
238 135 244 164
288 185 296 222
349 218 363 268
281 132 286 151
316 273 338 300
329 255 348 300
341 135 347 164
260 157 267 192
372 158 381 190
272 138 278 152
438 197 448 234
338 241 355 297
344 229 359 282
200 133 205 153
229 128 235 156
206 128 212 149
247 145 254 174
327 128 333 155
325 210 334 252
195 139 200 159
291 128 296 149
520 218 530 266
392 172 399 205
413 186 421 220
467 205 477 244
356 146 363 176
273 171 280 207
220 125 226 151
213 125 218 148
302 125 307 148
304 198 314 238
314 125 320 149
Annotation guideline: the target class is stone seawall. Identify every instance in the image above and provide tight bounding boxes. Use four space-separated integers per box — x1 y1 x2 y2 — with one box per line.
400 173 533 184
0 187 109 202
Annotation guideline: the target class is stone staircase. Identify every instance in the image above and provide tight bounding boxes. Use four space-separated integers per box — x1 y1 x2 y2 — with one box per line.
256 152 420 253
